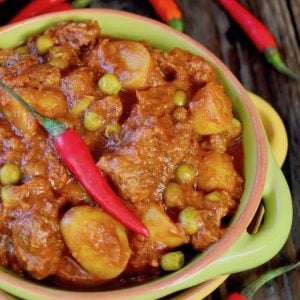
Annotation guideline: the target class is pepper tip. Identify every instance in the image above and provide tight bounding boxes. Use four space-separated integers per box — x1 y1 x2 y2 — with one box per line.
140 226 150 238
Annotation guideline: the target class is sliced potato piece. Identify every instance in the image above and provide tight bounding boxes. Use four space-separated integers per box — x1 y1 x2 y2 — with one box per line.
190 82 233 135
1 96 39 136
1 87 67 135
197 151 243 195
142 203 188 247
22 88 67 119
99 40 152 89
60 206 131 280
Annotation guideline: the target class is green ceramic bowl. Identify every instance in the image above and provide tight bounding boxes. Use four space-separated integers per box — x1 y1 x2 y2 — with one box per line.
0 9 293 300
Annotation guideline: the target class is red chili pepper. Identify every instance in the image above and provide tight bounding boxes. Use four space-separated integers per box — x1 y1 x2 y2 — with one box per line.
217 0 300 80
227 260 300 299
8 0 67 24
40 2 72 14
0 80 149 238
149 0 184 32
227 292 247 300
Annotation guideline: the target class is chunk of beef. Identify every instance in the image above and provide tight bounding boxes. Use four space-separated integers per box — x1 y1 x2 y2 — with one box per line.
89 95 123 124
61 67 98 107
151 48 216 88
44 21 100 52
99 117 193 202
135 85 176 120
99 124 166 202
54 255 104 288
0 120 24 165
0 50 61 89
3 178 64 280
12 212 63 279
191 210 223 250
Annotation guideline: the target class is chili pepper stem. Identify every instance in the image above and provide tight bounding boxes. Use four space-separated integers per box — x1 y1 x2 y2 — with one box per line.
264 47 300 81
241 261 300 299
0 81 67 137
72 0 93 9
168 18 184 32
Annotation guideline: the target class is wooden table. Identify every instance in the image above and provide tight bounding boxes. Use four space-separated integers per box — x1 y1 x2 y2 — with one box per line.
0 0 299 299
89 0 300 298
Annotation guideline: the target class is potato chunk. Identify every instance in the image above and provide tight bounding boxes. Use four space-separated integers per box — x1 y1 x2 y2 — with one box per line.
189 82 233 135
98 40 152 89
60 206 131 280
0 86 67 135
0 99 38 136
142 203 188 247
197 151 243 196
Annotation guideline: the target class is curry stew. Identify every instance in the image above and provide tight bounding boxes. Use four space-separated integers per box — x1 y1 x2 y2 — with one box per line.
0 21 243 289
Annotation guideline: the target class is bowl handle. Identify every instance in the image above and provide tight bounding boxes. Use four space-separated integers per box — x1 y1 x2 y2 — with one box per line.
175 148 293 294
203 93 293 274
205 147 292 275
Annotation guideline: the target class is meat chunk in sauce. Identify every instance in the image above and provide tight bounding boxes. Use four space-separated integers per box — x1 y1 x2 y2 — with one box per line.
12 212 63 280
44 21 100 52
62 67 98 107
0 20 244 289
151 47 216 89
1 178 64 279
99 86 193 202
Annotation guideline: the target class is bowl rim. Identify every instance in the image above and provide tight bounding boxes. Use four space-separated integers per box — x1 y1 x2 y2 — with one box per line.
0 8 268 299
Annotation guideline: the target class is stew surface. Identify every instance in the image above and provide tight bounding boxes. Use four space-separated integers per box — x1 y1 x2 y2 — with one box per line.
0 21 243 289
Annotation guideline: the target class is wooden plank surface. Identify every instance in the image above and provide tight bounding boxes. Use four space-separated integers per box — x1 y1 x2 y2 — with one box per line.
0 0 299 299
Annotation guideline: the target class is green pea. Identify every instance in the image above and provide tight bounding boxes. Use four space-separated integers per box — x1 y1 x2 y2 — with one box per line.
1 185 14 208
160 251 185 271
204 191 222 202
164 182 184 207
83 112 104 131
179 207 201 235
71 96 93 117
49 56 69 70
36 35 54 55
173 90 187 106
228 118 242 139
98 73 122 95
15 46 29 54
175 163 196 184
172 107 187 122
0 163 22 185
104 123 121 138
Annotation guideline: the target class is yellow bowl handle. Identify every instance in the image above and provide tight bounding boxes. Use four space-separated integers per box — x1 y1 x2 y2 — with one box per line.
247 92 288 167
